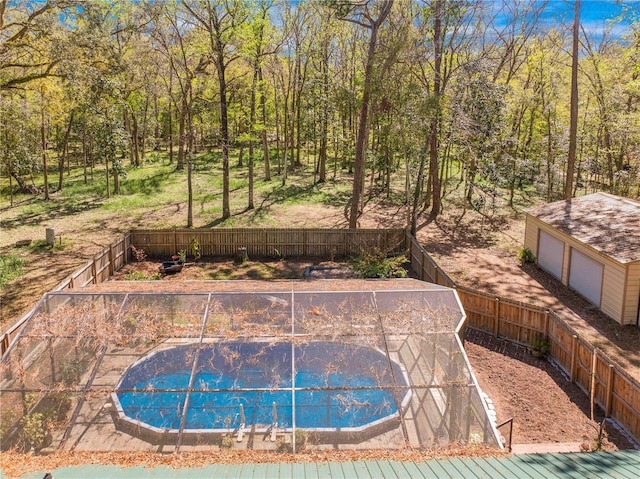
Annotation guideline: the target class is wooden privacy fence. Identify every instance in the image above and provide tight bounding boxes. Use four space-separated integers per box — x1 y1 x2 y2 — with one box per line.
0 228 404 354
406 230 640 445
0 234 131 354
407 233 456 288
128 228 406 258
2 227 640 445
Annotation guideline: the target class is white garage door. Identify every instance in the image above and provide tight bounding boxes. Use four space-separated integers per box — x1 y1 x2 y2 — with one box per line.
537 230 564 280
569 249 603 306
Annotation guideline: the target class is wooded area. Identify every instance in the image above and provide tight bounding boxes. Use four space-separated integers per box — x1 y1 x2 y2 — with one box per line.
1 0 639 229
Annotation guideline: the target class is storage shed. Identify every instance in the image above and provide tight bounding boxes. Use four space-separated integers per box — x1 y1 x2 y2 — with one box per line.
524 192 640 326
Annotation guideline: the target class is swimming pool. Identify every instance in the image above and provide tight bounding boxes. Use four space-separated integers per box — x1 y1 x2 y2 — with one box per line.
112 341 412 443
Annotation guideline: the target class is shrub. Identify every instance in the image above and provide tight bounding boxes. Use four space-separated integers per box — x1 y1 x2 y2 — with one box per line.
352 251 408 278
220 435 234 449
0 410 17 440
528 334 550 357
60 358 85 386
518 247 536 264
21 412 49 451
190 237 201 261
130 245 147 262
275 430 307 453
0 254 26 288
124 270 161 281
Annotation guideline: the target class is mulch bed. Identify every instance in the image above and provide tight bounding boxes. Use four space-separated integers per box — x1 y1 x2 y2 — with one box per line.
464 328 636 450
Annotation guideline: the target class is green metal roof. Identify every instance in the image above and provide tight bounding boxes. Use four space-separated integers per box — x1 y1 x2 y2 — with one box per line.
9 450 640 479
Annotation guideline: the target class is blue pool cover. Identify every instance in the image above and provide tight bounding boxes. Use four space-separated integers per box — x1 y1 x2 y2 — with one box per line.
114 341 410 431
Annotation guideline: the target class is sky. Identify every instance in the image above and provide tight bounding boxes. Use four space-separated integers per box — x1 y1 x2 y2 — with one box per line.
487 0 639 41
544 0 639 29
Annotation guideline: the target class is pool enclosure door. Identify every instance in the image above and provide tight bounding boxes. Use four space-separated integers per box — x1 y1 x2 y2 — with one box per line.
537 230 564 280
568 249 603 306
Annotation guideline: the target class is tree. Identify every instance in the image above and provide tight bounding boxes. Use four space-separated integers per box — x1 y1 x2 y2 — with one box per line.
183 0 249 220
0 95 41 195
243 0 276 208
408 0 483 232
565 0 579 199
0 1 80 90
426 0 443 222
329 0 394 228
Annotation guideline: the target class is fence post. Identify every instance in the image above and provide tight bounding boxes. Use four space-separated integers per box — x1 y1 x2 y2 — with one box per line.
493 298 500 338
174 230 178 257
125 233 131 264
108 245 114 276
570 335 578 383
1 333 8 355
543 311 550 337
91 259 97 285
590 348 598 421
605 364 615 417
420 250 427 282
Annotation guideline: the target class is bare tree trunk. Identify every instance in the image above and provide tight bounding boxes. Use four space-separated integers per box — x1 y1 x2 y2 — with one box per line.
82 132 88 184
141 96 149 160
177 93 187 170
410 153 426 236
169 68 174 164
237 145 244 167
282 87 290 186
427 0 443 222
57 112 74 191
113 159 119 194
105 155 110 199
218 53 231 220
41 90 49 200
187 156 193 227
131 110 140 167
259 67 271 181
565 0 580 199
248 64 259 209
318 37 329 184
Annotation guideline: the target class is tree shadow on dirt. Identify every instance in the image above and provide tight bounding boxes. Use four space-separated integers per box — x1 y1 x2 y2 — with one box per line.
418 213 504 253
0 199 104 233
233 183 350 228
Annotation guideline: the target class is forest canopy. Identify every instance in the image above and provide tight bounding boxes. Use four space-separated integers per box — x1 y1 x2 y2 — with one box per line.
1 0 639 229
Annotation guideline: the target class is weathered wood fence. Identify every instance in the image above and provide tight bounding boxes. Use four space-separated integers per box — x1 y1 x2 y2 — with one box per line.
0 228 404 353
2 228 639 445
407 231 640 444
0 234 129 354
128 228 406 258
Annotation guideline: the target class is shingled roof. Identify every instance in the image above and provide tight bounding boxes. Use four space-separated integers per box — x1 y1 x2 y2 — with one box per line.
526 192 640 264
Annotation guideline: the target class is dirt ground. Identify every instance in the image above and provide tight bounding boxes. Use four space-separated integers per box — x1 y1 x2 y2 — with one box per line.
2 199 640 453
465 330 635 450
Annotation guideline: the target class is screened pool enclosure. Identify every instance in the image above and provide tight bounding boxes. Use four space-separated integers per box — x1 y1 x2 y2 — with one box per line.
0 279 501 452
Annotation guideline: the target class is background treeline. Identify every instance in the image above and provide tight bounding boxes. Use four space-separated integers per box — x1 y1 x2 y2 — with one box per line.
1 0 639 230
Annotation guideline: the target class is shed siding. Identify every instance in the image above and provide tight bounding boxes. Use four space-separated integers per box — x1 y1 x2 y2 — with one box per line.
625 262 640 325
601 262 626 322
524 217 538 255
